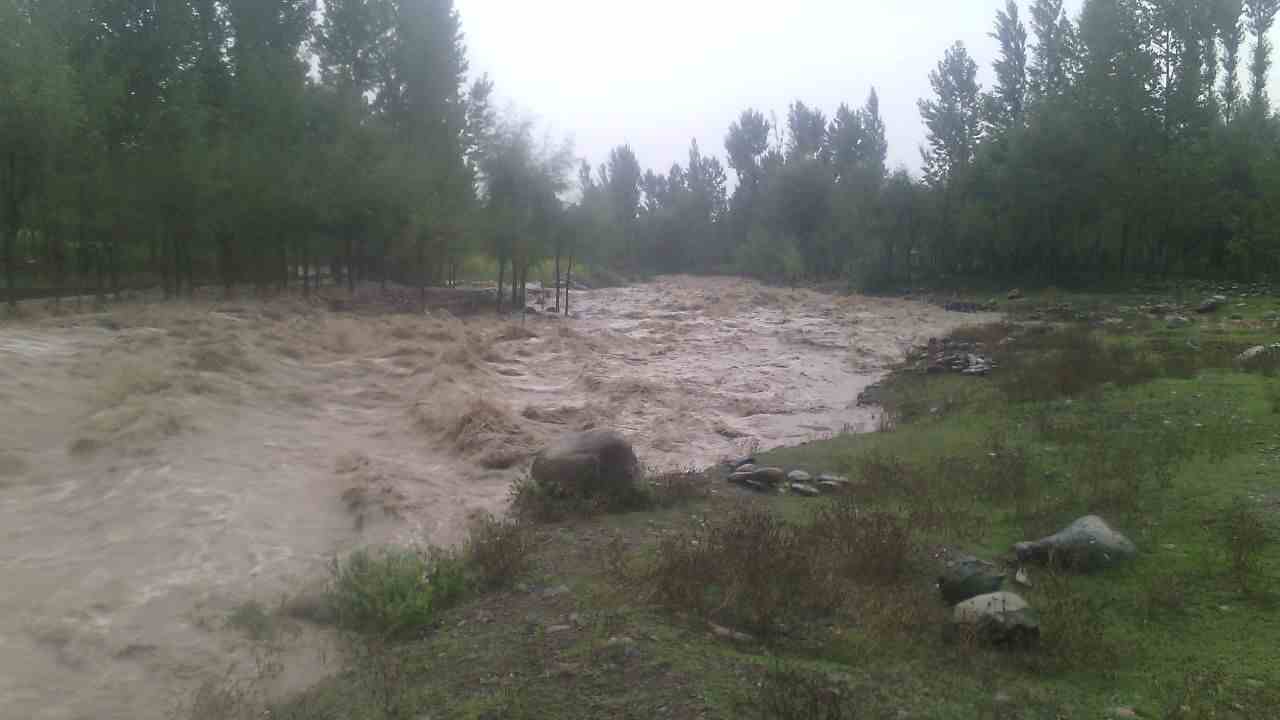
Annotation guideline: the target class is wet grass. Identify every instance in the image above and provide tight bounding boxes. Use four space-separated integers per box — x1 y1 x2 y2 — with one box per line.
192 290 1280 720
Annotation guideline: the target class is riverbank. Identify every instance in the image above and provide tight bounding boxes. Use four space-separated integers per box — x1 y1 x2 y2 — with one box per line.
240 287 1279 719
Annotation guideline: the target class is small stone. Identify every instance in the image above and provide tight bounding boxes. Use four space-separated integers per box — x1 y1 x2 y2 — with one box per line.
789 483 821 497
1167 315 1191 329
515 582 530 593
1107 707 1138 719
709 622 754 643
546 624 572 634
994 691 1012 705
1007 289 1024 300
817 481 843 494
542 584 571 598
1014 568 1031 588
734 463 757 474
751 467 787 485
787 469 812 483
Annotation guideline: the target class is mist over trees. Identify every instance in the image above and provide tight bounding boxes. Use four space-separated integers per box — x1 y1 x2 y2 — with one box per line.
3 0 1280 310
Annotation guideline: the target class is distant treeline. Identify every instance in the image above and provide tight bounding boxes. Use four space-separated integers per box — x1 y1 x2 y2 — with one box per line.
3 1 1279 311
601 0 1280 288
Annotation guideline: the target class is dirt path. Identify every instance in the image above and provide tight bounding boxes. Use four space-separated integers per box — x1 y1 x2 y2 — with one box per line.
0 276 991 719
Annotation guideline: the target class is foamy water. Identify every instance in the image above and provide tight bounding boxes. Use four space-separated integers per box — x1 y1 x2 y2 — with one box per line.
0 276 992 718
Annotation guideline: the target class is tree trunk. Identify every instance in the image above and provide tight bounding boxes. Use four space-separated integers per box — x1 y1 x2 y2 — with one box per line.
565 255 573 316
554 245 561 310
496 252 505 313
4 151 17 309
417 231 427 310
220 232 234 300
510 257 518 309
345 235 355 294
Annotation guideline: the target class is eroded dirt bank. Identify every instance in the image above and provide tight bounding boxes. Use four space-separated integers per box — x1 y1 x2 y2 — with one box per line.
0 275 991 719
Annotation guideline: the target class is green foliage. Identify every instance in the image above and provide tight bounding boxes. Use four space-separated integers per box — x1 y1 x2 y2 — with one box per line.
328 547 467 640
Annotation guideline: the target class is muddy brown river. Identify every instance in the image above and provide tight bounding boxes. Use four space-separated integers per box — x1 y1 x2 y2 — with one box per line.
0 276 991 719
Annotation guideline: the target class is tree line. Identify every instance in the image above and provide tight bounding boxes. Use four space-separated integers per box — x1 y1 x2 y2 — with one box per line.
587 0 1280 288
0 0 582 310
4 0 1280 312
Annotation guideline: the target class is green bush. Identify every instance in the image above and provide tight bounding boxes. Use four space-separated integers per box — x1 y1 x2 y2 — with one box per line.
464 512 531 591
329 548 467 639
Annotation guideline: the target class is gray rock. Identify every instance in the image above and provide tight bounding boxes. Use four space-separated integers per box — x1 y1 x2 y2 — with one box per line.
789 483 821 497
1014 515 1136 572
1007 289 1024 300
787 469 812 483
817 481 844 494
816 474 851 485
530 430 639 499
725 456 756 470
1196 295 1227 314
950 592 1040 645
751 467 787 486
938 553 1006 605
1167 315 1191 329
1237 344 1280 365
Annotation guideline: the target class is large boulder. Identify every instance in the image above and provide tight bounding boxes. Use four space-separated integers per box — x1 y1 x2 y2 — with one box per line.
530 430 639 499
1014 515 1136 572
938 553 1006 605
951 592 1039 645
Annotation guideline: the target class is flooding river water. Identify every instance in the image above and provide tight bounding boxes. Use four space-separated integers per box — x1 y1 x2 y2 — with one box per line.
0 276 990 719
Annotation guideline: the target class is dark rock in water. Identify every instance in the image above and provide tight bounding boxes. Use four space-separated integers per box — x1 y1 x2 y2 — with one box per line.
938 553 1006 605
1014 515 1136 572
530 430 639 499
950 592 1039 645
789 483 821 497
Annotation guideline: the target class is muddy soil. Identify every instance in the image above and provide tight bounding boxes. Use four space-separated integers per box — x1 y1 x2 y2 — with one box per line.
0 275 992 719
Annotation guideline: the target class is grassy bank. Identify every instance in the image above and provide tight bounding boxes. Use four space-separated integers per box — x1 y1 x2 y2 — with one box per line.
198 290 1278 720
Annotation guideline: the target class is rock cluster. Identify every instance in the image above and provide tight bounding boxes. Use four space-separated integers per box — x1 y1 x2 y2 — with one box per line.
723 458 850 497
923 337 995 376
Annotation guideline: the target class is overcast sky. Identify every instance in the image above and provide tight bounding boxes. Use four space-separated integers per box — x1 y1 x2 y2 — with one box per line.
456 0 1278 181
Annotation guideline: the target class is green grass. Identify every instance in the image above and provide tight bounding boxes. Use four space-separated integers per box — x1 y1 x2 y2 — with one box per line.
195 291 1279 720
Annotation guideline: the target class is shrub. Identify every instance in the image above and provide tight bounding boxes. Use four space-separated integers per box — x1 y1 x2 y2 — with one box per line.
1222 502 1270 595
650 508 812 634
746 662 861 720
464 512 531 591
806 500 914 587
328 547 467 640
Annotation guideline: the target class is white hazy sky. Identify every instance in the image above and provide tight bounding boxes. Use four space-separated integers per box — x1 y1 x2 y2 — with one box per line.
456 0 1278 180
